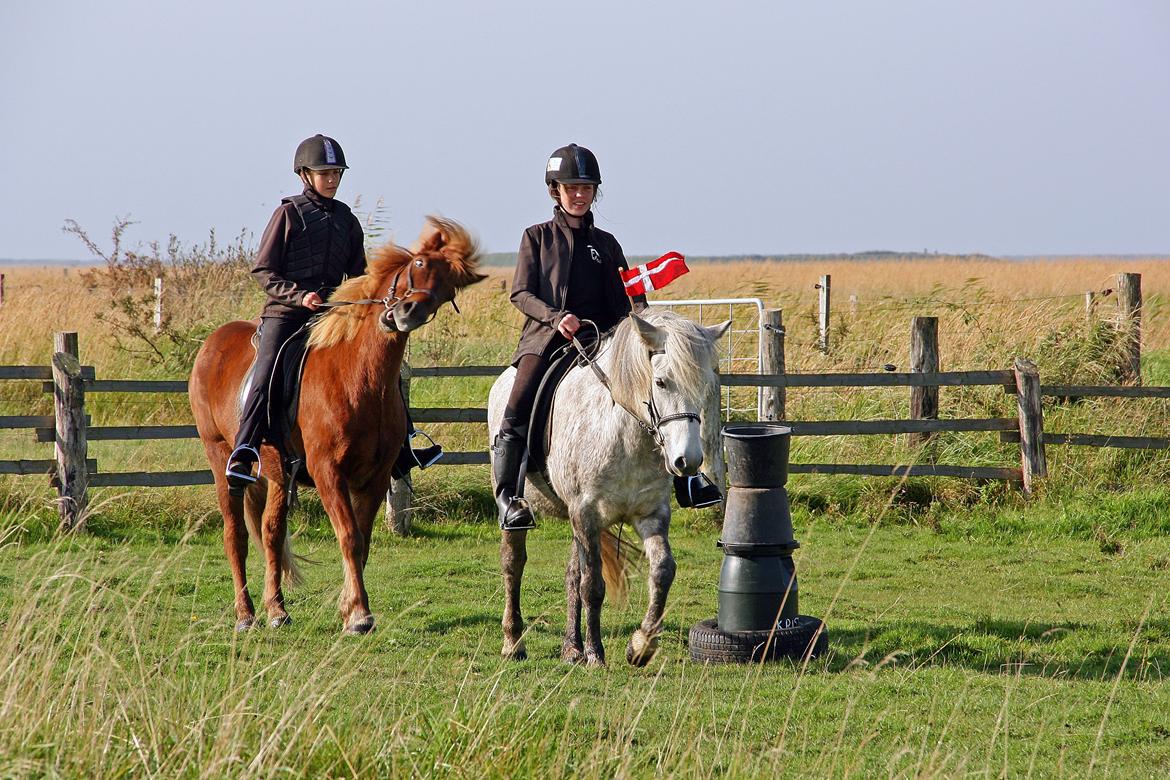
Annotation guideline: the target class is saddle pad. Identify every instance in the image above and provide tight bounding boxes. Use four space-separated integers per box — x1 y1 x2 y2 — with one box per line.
525 343 581 475
238 322 312 460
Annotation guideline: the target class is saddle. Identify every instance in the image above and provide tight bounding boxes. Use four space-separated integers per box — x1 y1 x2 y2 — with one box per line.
240 322 315 498
524 340 589 475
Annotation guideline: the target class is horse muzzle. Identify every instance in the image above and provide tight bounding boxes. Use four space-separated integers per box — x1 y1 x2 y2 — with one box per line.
383 298 434 333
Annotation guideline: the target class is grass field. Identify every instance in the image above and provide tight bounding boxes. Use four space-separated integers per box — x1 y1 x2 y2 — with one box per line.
3 249 1170 777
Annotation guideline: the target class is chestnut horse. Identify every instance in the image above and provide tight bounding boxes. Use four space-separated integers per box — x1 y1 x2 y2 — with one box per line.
190 217 485 634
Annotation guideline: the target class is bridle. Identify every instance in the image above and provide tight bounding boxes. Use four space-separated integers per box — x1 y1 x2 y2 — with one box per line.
318 256 460 328
571 320 700 450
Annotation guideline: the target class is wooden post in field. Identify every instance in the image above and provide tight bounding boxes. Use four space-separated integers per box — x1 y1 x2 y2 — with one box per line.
849 293 858 317
153 277 164 333
759 308 785 421
909 317 939 445
386 362 412 536
53 331 88 532
1117 273 1141 385
1084 291 1097 322
0 273 6 306
817 274 831 353
1013 357 1046 496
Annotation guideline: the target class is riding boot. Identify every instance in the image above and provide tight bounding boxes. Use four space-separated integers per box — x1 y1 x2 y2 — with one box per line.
492 431 536 531
674 473 723 509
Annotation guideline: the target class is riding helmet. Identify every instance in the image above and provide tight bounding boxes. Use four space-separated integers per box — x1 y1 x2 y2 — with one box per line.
545 143 601 186
293 134 349 173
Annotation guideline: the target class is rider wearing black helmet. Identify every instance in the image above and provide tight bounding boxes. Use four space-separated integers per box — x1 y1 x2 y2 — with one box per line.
224 134 366 488
226 134 444 489
492 144 642 530
492 143 723 530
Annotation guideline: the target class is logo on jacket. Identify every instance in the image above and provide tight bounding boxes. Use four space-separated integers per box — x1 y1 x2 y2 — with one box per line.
588 245 601 264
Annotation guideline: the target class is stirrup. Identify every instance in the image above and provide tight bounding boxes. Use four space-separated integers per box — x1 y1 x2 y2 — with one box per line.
499 497 536 532
226 445 261 492
407 430 443 470
677 474 722 509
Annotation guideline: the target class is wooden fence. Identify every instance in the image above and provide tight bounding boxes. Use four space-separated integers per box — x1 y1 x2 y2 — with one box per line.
4 299 1168 534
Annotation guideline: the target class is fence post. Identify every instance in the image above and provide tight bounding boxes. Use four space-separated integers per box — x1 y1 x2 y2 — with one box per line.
817 274 831 353
1117 272 1141 385
849 293 858 317
154 277 164 333
0 273 5 306
1084 290 1097 322
909 316 939 445
386 362 412 536
759 308 785 421
1013 357 1046 496
52 331 88 532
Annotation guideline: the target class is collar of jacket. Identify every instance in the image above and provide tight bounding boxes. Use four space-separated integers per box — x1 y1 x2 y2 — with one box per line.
302 185 336 211
552 206 593 231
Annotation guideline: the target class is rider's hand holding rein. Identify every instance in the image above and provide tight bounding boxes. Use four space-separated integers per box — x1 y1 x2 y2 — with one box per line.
558 313 581 338
302 291 324 311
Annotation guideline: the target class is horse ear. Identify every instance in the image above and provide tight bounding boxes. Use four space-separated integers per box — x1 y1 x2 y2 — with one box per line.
706 319 732 342
411 219 445 254
630 313 666 351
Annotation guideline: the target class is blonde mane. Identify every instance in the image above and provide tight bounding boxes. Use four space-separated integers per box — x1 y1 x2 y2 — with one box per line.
607 309 720 416
307 216 483 349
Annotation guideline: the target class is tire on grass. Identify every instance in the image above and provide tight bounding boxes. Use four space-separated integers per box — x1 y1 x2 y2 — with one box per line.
687 616 827 664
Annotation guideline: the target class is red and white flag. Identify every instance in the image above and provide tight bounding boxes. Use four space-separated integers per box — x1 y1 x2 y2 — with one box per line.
621 251 689 297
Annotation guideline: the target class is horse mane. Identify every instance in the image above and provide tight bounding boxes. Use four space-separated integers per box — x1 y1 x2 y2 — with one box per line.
308 216 483 349
606 308 719 418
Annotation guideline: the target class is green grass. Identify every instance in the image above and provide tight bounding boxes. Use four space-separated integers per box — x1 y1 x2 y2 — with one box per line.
2 480 1170 778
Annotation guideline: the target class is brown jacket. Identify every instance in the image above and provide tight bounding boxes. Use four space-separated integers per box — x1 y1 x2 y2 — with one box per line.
510 208 647 363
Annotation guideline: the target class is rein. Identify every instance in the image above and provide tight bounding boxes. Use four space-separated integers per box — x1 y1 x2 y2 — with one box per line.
570 320 700 449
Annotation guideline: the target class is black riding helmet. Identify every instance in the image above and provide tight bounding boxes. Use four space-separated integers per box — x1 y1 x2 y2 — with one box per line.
293 134 349 173
545 143 601 186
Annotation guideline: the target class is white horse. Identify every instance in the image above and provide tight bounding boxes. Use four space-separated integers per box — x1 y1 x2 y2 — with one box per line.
488 309 729 666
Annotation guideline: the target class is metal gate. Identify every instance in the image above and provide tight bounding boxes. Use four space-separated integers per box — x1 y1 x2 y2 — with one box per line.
647 297 765 419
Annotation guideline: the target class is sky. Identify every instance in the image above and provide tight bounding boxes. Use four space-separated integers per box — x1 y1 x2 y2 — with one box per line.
1 0 1167 260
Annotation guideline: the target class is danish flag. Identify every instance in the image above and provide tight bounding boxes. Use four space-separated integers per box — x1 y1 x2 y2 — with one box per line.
621 251 690 297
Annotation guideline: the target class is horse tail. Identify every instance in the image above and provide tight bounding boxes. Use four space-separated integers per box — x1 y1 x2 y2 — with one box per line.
600 526 640 606
243 481 305 589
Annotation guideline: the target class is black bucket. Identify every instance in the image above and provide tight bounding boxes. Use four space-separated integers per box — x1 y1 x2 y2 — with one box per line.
723 423 791 487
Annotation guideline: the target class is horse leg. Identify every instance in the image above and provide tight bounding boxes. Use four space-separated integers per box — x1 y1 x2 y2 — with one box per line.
561 538 585 664
500 528 528 660
316 473 374 634
627 513 676 667
349 487 382 570
258 476 292 628
574 517 607 667
209 444 255 630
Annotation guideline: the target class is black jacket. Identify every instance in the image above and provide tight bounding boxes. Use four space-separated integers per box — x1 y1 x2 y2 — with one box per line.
510 207 646 362
252 188 366 317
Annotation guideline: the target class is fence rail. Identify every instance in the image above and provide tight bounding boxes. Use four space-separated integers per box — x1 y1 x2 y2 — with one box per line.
2 280 1165 533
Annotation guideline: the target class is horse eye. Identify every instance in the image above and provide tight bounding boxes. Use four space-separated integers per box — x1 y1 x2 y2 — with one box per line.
414 258 425 268
654 377 666 388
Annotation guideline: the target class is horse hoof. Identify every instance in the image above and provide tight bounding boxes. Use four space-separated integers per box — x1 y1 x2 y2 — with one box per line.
626 630 658 667
269 614 293 629
502 640 528 661
235 617 256 632
561 645 585 665
344 615 376 635
585 652 606 668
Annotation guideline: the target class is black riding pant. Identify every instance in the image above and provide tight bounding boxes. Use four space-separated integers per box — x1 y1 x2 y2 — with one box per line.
234 313 311 450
